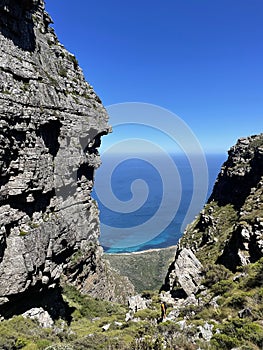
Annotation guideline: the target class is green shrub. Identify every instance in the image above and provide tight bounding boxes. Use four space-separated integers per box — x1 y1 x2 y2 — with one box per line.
244 258 263 288
19 230 29 236
130 334 166 350
203 264 232 288
35 339 52 349
237 320 263 347
194 306 220 321
58 68 67 78
0 315 62 349
134 308 159 321
0 336 16 350
212 318 263 349
211 279 234 295
15 337 28 349
211 333 240 349
62 284 126 319
226 291 248 309
68 54 78 69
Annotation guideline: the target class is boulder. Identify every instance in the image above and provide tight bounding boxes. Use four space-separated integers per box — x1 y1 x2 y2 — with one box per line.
22 307 54 328
163 247 203 297
128 294 151 313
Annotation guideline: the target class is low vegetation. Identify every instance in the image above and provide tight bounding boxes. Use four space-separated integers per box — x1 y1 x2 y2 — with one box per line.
1 257 263 349
181 201 238 265
105 246 176 293
0 285 196 349
196 258 263 349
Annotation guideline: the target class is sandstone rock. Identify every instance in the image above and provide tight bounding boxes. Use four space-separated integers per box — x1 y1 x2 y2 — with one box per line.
217 205 263 271
209 295 220 309
169 134 263 274
166 308 180 321
0 0 132 317
176 319 187 330
197 322 214 341
22 307 54 328
125 311 133 322
128 294 151 313
159 291 176 306
160 134 263 347
210 134 263 209
163 247 202 297
102 323 111 331
0 297 9 306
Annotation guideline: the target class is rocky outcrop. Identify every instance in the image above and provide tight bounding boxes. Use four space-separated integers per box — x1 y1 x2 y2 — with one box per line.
22 307 54 328
163 134 263 293
210 135 263 209
162 247 202 297
0 0 132 317
128 294 151 313
216 185 263 270
208 134 263 270
79 257 135 304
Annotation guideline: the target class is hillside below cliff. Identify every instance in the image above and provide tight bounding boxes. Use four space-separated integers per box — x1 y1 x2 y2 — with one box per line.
106 246 176 293
0 0 133 320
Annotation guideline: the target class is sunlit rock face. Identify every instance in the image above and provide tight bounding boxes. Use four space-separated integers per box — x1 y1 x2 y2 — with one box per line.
163 134 263 294
0 0 133 318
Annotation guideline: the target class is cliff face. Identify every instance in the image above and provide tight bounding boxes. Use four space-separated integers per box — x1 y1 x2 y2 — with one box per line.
164 134 263 294
0 0 133 317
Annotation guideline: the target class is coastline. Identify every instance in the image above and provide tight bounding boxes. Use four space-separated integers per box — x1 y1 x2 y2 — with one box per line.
104 245 177 292
104 245 177 256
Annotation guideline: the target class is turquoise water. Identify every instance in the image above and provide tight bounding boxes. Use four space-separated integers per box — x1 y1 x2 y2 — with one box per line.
92 153 226 253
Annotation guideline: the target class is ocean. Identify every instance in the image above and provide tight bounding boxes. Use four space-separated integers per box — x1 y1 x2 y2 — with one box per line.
92 153 226 253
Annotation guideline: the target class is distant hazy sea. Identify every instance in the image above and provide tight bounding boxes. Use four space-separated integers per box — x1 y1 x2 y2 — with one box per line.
92 153 226 253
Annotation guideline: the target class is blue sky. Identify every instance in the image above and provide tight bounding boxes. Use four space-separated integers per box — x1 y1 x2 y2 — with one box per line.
46 0 263 153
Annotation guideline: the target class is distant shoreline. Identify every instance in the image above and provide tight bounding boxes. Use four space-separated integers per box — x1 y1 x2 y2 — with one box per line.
104 245 177 256
105 245 177 292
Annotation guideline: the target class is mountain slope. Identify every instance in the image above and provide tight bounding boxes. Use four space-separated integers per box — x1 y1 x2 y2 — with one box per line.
180 133 263 271
160 133 263 349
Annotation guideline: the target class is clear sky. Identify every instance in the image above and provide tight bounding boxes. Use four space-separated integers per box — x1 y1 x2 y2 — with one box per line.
46 0 263 153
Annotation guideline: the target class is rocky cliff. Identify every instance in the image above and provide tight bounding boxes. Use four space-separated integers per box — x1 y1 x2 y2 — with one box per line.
163 133 263 296
0 0 133 318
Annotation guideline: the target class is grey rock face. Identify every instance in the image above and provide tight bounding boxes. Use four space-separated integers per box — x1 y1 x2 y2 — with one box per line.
125 294 151 322
0 0 131 316
210 134 263 209
212 134 263 270
22 307 54 328
163 247 202 297
193 135 262 269
216 183 263 271
163 134 263 294
197 322 214 341
238 307 252 319
128 294 151 313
